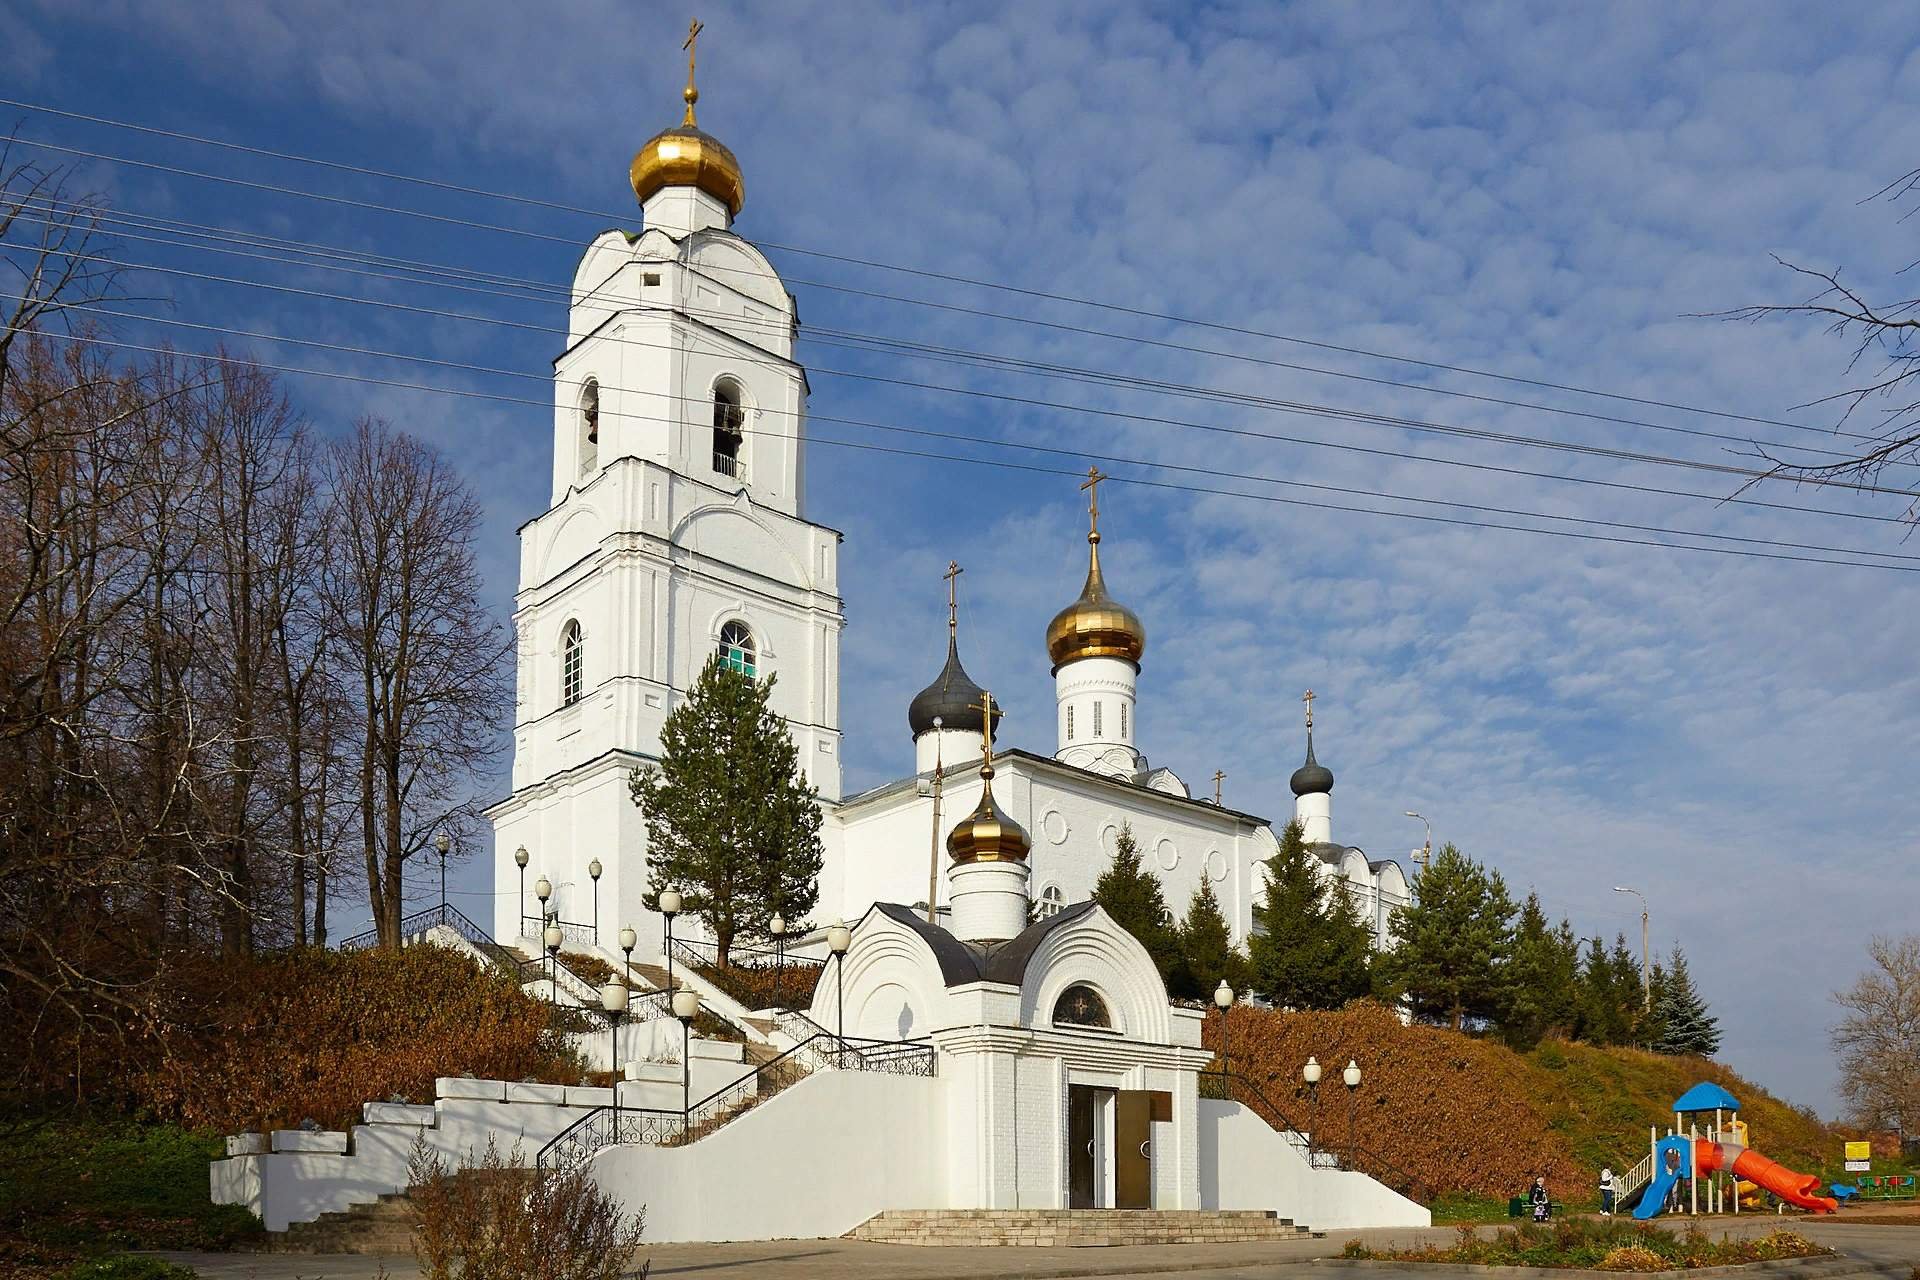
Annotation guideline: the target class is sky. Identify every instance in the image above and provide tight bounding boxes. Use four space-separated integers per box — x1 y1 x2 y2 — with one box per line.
7 1 1918 1117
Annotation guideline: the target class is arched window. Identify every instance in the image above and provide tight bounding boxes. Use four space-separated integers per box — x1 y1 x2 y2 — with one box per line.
712 378 746 477
1052 984 1112 1030
716 619 756 678
1092 700 1103 737
1035 883 1065 919
561 620 584 706
578 380 600 476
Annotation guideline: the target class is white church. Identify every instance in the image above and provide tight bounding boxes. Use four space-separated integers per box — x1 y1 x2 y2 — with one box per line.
210 42 1427 1246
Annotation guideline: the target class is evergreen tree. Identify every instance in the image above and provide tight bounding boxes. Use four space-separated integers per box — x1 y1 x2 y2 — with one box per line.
1375 843 1516 1030
1610 933 1648 1038
1092 824 1181 983
1652 948 1722 1057
1172 878 1249 1002
629 655 823 965
1499 893 1581 1049
1248 820 1373 1010
1575 935 1632 1045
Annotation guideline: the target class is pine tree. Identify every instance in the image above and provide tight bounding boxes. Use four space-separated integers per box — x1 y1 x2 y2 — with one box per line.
629 654 823 965
1652 948 1722 1056
1374 843 1516 1030
1499 893 1581 1049
1172 878 1249 1001
1248 820 1373 1010
1091 824 1181 983
1575 936 1632 1045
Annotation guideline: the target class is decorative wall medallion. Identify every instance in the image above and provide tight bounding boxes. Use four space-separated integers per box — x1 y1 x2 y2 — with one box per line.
1100 823 1120 859
1155 837 1179 871
1205 848 1229 882
1041 809 1070 845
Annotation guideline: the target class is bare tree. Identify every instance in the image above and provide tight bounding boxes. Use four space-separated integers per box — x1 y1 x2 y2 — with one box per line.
1832 934 1920 1139
323 419 508 948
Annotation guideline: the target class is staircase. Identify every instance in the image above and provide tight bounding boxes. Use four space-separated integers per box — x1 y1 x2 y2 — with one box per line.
254 1192 416 1254
848 1208 1319 1246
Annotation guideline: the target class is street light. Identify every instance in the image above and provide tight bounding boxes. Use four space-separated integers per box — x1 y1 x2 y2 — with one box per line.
588 858 603 942
770 913 786 1010
618 925 636 982
1404 812 1432 869
672 987 700 1127
827 919 852 1062
514 845 530 932
1613 886 1650 1011
1303 1057 1323 1157
599 981 628 1115
660 888 682 991
1343 1059 1362 1169
1213 980 1235 1077
434 831 451 912
544 923 563 1008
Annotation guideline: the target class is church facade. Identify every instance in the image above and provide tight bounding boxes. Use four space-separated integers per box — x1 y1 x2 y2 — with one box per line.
483 53 1410 976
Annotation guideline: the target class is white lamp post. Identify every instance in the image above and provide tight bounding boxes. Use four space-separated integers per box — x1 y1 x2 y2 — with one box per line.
543 922 562 1007
1303 1056 1323 1155
1213 979 1235 1077
588 857 603 942
660 888 683 991
770 913 786 1009
827 919 852 1060
671 987 700 1124
618 925 636 981
1343 1059 1362 1168
600 980 628 1113
513 845 530 931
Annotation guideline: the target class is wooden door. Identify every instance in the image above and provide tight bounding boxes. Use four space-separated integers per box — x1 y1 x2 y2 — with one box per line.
1068 1085 1097 1208
1116 1089 1153 1209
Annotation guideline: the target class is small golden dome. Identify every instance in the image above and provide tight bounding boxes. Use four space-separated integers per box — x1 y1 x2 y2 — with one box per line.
946 761 1032 864
1045 531 1146 670
630 126 744 218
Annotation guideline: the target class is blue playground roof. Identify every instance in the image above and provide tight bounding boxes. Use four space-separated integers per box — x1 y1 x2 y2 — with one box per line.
1673 1082 1741 1113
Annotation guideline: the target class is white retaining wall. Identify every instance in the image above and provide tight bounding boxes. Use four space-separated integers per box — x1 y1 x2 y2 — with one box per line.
591 1069 947 1242
1196 1099 1430 1230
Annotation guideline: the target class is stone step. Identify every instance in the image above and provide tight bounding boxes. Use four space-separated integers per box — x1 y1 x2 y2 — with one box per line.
847 1208 1318 1247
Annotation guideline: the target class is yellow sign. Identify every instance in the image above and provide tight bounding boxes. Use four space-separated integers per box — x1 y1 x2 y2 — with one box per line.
1845 1141 1872 1162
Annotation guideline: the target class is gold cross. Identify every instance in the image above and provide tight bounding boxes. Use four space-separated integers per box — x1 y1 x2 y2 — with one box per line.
977 690 998 768
682 17 705 125
943 560 963 634
1212 770 1225 805
1302 688 1315 729
1080 465 1106 537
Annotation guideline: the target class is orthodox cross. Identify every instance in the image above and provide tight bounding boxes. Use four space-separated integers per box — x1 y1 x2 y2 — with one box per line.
1302 688 1316 730
943 559 963 636
1080 465 1106 538
976 690 998 770
1212 769 1225 806
682 17 705 125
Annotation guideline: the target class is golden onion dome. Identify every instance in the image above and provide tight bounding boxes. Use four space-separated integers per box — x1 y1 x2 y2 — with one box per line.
946 760 1032 864
1045 529 1146 670
629 125 745 218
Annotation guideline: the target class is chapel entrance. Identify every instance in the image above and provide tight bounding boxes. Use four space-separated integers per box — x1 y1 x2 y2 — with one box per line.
1067 1085 1154 1209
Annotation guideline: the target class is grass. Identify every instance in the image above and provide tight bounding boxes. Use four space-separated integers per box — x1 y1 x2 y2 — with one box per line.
1429 1193 1518 1224
1344 1219 1831 1271
0 1115 261 1270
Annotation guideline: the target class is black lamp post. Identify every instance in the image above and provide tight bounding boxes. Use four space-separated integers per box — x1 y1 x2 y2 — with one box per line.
827 919 852 1065
1303 1056 1323 1158
588 858 602 943
672 987 700 1130
434 831 450 914
619 925 636 982
770 912 786 1009
544 923 562 1008
1213 979 1234 1077
599 981 627 1115
514 845 529 935
1343 1058 1362 1170
660 888 682 991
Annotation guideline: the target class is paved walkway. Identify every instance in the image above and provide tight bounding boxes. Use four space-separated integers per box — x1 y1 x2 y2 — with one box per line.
160 1216 1918 1280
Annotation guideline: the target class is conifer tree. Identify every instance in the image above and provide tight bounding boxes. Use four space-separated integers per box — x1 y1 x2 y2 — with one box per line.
1499 893 1581 1049
1091 824 1181 983
1248 820 1373 1010
1375 843 1516 1030
1652 948 1722 1056
1575 936 1632 1045
1172 878 1249 1001
630 655 823 965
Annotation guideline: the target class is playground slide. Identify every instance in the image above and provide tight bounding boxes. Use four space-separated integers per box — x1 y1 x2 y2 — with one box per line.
1635 1135 1837 1218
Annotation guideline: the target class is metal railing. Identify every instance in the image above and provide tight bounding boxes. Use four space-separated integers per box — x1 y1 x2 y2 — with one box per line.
520 917 597 948
338 901 498 952
668 935 825 1010
1197 1070 1424 1189
712 450 744 480
536 1030 935 1174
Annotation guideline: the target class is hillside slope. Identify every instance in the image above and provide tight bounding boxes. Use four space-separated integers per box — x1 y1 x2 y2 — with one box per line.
1211 1002 1832 1203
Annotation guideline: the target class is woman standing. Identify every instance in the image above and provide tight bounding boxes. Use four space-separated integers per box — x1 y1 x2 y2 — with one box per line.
1530 1176 1551 1223
1599 1166 1615 1217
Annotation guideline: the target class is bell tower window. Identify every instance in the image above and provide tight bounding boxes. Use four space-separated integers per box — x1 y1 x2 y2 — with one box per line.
560 619 584 707
716 619 756 678
578 380 600 476
712 378 746 478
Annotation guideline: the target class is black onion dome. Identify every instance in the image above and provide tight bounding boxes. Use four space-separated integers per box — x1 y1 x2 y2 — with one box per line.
1289 731 1335 796
908 635 1001 738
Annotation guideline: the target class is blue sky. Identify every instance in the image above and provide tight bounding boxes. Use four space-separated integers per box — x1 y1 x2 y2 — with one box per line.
8 1 1918 1116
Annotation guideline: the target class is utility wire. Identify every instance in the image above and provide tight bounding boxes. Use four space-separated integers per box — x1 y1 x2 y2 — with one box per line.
19 241 1920 505
0 99 1864 443
16 318 1920 575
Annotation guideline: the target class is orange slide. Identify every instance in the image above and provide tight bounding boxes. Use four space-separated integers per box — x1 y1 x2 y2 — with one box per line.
1695 1141 1838 1214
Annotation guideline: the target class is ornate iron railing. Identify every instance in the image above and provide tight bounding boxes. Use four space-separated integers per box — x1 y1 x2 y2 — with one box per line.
536 1030 935 1174
520 917 597 948
1200 1071 1340 1170
338 901 499 952
668 935 825 1010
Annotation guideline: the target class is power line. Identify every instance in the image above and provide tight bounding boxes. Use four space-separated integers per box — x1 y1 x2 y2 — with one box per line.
0 99 1866 444
20 240 1920 505
17 320 1920 575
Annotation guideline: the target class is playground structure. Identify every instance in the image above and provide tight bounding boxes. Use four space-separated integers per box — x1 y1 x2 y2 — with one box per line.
1623 1083 1837 1219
